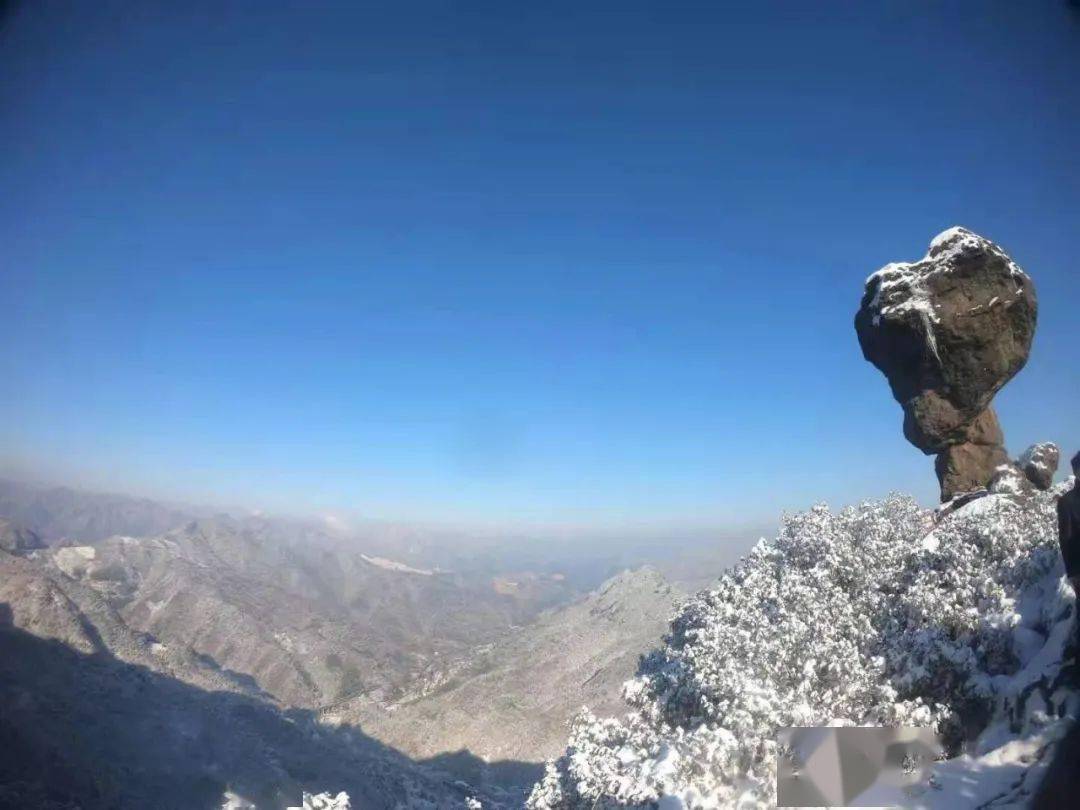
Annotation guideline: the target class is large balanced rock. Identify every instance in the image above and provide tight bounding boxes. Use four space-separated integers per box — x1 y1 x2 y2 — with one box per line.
855 227 1037 500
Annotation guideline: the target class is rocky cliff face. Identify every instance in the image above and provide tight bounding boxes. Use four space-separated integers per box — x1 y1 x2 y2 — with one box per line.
855 227 1038 500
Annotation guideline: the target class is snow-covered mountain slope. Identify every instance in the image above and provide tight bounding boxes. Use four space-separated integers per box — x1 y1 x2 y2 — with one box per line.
36 516 577 709
528 481 1079 809
0 547 498 810
341 567 682 792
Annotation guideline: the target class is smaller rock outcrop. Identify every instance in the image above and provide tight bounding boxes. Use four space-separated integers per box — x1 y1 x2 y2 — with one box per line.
855 227 1038 500
1019 442 1060 491
988 464 1034 497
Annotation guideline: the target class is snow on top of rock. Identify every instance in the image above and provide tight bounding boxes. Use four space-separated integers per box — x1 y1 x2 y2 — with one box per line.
866 259 939 329
1020 443 1060 485
990 464 1030 496
952 491 1007 518
863 226 1030 330
1021 443 1055 466
926 226 1026 278
928 225 982 254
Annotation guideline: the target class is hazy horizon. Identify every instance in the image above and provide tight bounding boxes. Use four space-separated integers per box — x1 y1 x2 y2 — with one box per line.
2 2 1078 530
0 463 775 545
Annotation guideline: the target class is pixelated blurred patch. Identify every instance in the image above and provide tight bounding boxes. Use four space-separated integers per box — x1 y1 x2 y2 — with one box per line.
777 727 943 807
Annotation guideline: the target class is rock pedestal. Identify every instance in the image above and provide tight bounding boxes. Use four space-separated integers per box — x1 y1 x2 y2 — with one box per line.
855 228 1038 501
936 443 1010 502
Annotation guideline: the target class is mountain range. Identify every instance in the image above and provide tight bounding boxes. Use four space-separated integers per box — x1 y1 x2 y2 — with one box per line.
0 477 695 807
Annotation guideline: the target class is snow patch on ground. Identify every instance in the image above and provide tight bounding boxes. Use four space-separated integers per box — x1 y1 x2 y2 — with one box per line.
53 545 98 578
359 553 433 576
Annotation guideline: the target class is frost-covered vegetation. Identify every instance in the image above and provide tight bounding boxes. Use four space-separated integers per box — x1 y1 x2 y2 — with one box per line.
225 790 350 810
529 484 1075 808
293 792 351 810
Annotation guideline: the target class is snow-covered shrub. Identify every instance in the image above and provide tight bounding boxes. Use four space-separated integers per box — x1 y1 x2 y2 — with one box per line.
287 791 350 810
528 489 1065 809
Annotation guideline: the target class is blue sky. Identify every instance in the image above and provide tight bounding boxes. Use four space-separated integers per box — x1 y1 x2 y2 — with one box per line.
1 2 1077 529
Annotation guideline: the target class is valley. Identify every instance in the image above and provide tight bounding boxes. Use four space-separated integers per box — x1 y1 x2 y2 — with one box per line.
0 478 715 806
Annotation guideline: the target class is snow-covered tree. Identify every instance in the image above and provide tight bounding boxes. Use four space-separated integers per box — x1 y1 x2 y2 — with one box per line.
529 484 1073 809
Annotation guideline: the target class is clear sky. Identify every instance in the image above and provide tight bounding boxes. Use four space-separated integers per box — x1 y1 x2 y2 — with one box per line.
1 1 1077 529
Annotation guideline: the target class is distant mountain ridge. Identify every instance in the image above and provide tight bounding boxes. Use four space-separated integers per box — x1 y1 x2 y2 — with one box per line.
0 476 735 807
0 478 205 544
40 515 577 709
